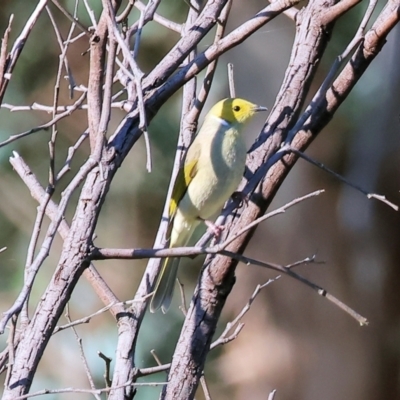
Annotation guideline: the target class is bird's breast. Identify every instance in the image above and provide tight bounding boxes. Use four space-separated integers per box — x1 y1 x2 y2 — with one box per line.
184 128 247 220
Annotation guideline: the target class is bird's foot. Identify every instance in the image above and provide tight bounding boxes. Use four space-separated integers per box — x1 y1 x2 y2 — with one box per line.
204 220 225 240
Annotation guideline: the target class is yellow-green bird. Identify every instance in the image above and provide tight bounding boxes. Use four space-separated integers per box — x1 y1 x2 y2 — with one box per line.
150 98 267 313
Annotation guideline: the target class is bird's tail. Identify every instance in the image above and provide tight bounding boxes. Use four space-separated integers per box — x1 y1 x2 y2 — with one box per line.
150 256 180 313
150 218 197 313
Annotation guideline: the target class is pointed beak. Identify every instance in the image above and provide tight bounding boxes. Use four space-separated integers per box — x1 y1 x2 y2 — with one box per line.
253 105 268 112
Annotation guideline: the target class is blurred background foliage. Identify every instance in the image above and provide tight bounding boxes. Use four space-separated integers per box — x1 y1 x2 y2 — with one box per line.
0 0 400 399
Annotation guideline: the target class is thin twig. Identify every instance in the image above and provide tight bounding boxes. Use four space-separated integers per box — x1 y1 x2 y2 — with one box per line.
116 0 135 22
51 0 92 35
12 381 168 400
268 389 277 400
53 295 152 334
150 349 164 367
177 279 189 316
92 190 326 261
0 15 14 92
136 363 171 378
46 4 77 100
103 0 150 171
25 198 51 270
286 254 322 269
0 93 86 149
104 0 147 129
92 242 368 325
227 63 235 98
65 31 88 45
133 1 148 60
82 0 98 28
65 304 101 400
221 250 369 326
132 1 182 33
125 0 165 36
21 193 52 326
185 0 232 124
290 149 398 211
4 315 17 389
199 373 212 400
137 279 280 379
0 0 48 102
220 190 325 250
210 278 279 349
56 131 89 181
133 2 152 172
98 352 113 388
98 34 116 137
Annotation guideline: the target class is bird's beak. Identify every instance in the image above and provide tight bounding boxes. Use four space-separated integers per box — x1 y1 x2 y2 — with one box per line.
253 105 268 112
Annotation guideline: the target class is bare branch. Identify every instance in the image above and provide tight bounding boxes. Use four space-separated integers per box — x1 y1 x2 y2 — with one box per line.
0 151 98 334
321 0 362 25
91 246 367 325
137 279 281 381
0 0 48 102
220 251 368 326
144 0 301 99
0 93 86 149
7 151 124 320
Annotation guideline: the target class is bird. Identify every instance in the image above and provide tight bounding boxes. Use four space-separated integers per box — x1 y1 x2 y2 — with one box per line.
149 97 267 313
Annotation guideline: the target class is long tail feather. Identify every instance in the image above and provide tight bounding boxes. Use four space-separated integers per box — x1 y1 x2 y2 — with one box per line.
149 257 179 313
150 217 197 313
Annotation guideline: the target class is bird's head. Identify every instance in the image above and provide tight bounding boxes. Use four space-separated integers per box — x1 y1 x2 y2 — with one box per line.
209 98 268 125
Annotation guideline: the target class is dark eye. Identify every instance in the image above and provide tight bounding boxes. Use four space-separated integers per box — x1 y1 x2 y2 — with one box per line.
233 105 241 112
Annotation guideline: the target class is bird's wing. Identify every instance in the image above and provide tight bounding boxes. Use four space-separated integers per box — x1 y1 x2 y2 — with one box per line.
169 140 200 219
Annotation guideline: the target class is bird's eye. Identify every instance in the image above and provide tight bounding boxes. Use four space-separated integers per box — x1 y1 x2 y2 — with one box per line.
233 105 241 112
